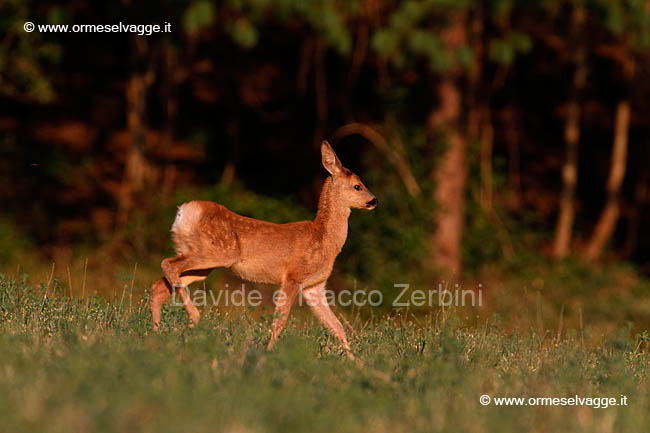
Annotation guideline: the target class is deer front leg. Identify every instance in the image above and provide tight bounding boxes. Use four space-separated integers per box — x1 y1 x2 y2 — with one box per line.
303 282 355 360
267 279 301 350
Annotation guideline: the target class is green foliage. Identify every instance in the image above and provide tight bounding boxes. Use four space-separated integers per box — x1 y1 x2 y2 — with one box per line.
639 330 650 342
229 17 259 48
591 0 650 49
182 0 217 35
372 0 466 73
0 0 62 103
219 0 356 53
0 275 649 432
489 31 532 65
294 0 355 54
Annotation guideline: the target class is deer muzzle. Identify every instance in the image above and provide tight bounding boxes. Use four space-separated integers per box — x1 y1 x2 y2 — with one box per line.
365 198 378 210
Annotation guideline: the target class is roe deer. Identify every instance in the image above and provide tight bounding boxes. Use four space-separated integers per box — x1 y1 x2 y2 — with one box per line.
149 141 377 359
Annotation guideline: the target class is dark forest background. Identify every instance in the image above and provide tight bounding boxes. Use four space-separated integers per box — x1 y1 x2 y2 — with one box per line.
2 0 650 338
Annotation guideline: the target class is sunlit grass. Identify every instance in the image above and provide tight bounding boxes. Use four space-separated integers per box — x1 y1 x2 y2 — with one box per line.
0 274 649 433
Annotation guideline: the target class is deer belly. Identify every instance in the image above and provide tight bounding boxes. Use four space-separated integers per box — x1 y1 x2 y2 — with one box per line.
230 259 283 285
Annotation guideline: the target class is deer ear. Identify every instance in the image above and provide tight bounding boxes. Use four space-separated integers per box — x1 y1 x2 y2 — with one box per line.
321 141 342 175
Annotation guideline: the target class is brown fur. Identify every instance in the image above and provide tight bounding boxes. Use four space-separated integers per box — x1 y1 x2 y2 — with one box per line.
150 141 377 359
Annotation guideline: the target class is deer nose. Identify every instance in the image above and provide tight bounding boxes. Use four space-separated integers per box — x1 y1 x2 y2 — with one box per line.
366 198 378 209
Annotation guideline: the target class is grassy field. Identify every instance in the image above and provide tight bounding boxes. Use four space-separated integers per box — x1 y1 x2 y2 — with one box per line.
1 274 649 433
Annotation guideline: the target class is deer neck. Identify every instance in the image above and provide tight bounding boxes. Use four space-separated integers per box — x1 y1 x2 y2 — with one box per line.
314 177 351 254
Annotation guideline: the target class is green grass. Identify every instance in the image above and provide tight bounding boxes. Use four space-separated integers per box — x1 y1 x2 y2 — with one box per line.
1 274 649 433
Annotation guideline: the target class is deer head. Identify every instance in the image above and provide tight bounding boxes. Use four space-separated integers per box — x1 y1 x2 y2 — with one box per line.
321 141 378 210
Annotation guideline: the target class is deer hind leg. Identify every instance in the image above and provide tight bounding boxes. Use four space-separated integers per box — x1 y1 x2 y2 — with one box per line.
162 253 235 327
150 278 172 331
303 282 355 360
267 278 301 350
150 269 214 330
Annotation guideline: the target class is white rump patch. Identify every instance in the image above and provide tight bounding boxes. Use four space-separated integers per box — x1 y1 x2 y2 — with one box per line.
171 201 202 234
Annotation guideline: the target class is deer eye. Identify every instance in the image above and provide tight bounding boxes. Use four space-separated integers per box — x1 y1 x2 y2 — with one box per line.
354 185 362 191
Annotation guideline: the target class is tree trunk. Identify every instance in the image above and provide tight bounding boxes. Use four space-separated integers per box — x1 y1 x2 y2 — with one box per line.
553 6 586 259
429 10 469 276
583 100 631 261
553 101 580 259
429 79 466 275
553 101 580 258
